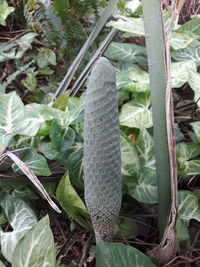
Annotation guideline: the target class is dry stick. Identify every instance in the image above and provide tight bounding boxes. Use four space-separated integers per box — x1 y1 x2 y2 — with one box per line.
78 234 93 267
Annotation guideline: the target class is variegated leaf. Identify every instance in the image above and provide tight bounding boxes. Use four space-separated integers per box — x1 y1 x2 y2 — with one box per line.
177 191 200 242
0 195 37 262
171 40 200 65
191 121 200 143
171 60 196 88
176 142 200 176
119 101 152 129
107 17 145 36
127 169 158 204
0 92 24 151
120 131 140 185
170 32 193 50
0 0 14 26
177 18 200 35
116 68 150 92
12 149 51 176
104 42 146 63
188 70 200 107
96 241 155 267
12 216 56 267
136 128 155 170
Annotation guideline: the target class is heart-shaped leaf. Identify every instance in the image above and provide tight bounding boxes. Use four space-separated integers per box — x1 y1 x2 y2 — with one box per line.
12 216 56 267
0 195 37 262
96 241 155 267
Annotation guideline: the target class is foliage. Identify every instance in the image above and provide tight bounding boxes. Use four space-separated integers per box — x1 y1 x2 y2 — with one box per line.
0 0 200 266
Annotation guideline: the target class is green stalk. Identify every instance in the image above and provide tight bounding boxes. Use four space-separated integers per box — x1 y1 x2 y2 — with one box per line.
141 0 171 238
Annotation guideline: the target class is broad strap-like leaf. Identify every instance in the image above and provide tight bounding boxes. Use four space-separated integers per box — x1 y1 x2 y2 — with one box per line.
12 149 51 176
54 0 119 97
3 151 61 213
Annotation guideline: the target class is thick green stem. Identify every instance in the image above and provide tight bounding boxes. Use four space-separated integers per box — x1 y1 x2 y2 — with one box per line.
141 0 170 238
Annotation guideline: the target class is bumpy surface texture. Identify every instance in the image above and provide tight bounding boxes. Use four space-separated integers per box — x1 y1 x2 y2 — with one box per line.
83 57 121 241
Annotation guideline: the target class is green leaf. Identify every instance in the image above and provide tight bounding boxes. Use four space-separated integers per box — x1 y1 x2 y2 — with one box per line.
59 142 84 188
0 92 24 152
96 241 156 267
0 195 37 262
171 60 197 88
52 91 70 111
177 191 200 242
119 101 152 129
0 61 34 94
107 17 145 35
50 120 75 152
0 33 36 62
37 48 56 68
116 67 150 92
22 72 37 92
120 131 140 185
56 172 89 228
128 169 158 204
191 121 200 143
171 40 200 65
12 149 51 176
170 32 193 50
177 18 200 35
0 42 17 63
175 124 184 142
113 218 138 239
39 141 60 160
12 216 56 267
15 103 64 137
136 128 155 170
37 66 54 75
0 0 14 26
104 42 146 63
15 32 37 59
188 70 200 107
176 142 200 176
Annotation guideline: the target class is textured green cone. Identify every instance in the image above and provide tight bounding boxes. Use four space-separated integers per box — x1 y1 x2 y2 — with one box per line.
83 57 121 241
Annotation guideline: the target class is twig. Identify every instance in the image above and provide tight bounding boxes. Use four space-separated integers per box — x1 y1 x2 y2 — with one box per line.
78 234 93 267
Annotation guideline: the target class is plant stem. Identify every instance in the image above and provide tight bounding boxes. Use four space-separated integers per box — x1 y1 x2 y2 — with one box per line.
141 0 171 238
